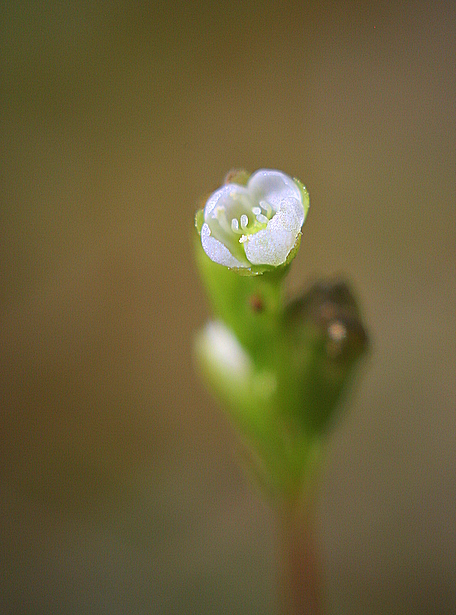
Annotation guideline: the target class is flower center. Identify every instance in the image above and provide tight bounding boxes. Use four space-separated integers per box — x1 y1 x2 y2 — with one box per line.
215 195 275 243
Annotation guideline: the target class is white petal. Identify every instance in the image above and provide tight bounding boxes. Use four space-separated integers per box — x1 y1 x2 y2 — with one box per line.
244 197 303 266
204 183 249 219
278 196 305 231
247 169 302 212
201 223 247 268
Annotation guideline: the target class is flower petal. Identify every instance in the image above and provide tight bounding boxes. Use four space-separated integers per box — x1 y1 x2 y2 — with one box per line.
201 223 247 268
247 169 302 212
204 183 249 219
244 197 304 266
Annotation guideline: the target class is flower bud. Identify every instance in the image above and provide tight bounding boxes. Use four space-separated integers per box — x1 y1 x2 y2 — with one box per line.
285 278 369 433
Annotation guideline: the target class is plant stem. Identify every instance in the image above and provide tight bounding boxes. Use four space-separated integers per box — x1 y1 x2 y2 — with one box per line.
279 496 325 615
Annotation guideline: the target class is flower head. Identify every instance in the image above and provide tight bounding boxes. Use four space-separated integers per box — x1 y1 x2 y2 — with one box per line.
197 169 309 273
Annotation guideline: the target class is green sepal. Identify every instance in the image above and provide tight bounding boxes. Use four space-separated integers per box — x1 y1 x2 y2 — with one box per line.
193 230 289 366
293 177 310 222
283 278 369 435
224 168 251 186
194 208 204 234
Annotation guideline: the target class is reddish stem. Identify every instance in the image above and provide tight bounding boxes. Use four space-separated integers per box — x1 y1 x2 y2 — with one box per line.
280 498 325 615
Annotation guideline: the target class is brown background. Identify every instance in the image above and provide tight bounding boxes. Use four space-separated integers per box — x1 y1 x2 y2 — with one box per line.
1 1 455 613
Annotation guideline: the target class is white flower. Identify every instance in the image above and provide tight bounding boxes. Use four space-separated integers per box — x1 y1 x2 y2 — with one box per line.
200 169 309 270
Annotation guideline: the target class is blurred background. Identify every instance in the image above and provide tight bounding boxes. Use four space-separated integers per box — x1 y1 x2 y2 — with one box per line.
1 1 455 613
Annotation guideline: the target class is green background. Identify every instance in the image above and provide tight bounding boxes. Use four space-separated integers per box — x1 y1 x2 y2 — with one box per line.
1 1 455 613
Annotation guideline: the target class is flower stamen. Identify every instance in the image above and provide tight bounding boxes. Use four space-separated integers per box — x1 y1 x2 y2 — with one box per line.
256 213 269 225
231 218 240 233
259 200 273 218
240 214 249 231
